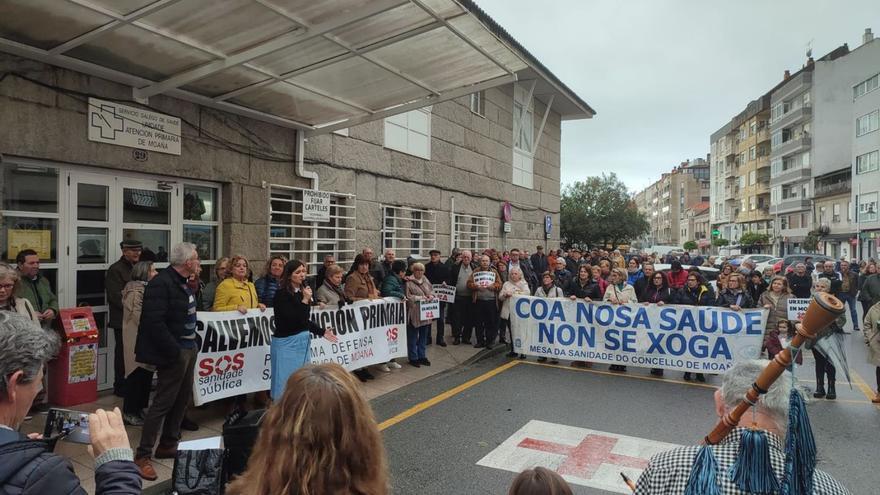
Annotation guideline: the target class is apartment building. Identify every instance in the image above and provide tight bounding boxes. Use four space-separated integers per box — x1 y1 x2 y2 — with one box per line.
769 45 851 255
851 30 880 259
709 95 773 245
636 159 709 247
680 202 710 251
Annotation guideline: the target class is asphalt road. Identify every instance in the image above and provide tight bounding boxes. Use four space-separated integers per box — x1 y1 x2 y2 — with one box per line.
373 327 879 495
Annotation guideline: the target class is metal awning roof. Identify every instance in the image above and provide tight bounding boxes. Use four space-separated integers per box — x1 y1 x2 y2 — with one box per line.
0 0 594 136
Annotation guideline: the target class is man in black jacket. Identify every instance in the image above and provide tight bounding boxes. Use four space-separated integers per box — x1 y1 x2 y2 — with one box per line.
425 250 450 346
447 250 475 345
786 263 813 298
0 312 141 494
133 242 201 481
105 239 142 396
632 262 656 300
530 245 548 276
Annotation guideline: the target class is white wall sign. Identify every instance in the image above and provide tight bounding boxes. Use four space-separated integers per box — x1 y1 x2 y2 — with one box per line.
302 189 331 222
87 98 181 155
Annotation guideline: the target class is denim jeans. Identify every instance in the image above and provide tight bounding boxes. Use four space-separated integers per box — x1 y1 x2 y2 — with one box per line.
838 293 859 329
407 324 429 361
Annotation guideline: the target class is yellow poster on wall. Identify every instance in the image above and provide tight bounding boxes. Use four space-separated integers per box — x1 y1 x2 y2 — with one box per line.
7 229 51 260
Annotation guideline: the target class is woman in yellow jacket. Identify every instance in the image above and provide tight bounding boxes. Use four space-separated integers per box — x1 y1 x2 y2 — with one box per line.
213 255 266 313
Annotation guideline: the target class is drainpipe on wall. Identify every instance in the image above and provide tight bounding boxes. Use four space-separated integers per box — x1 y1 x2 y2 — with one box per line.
450 196 455 254
295 130 318 190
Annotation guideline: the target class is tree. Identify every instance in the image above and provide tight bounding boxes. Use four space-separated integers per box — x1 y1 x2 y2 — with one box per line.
683 240 698 251
561 173 649 249
739 232 770 246
712 238 730 247
803 230 820 252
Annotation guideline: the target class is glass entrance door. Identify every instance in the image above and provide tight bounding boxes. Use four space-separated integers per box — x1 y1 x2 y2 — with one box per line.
68 173 116 390
67 173 179 390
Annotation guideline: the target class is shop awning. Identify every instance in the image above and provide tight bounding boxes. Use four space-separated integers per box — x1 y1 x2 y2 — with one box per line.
0 0 594 135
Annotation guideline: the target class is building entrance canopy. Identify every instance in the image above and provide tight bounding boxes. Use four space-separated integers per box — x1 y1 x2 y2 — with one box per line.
0 0 594 135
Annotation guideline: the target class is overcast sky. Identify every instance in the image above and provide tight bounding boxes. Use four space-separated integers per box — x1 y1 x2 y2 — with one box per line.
477 0 880 193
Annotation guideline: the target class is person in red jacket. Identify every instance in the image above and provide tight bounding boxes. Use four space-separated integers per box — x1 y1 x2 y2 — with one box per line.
665 260 689 289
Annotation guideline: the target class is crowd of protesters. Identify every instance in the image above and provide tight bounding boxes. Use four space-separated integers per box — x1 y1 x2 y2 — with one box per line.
2 240 880 489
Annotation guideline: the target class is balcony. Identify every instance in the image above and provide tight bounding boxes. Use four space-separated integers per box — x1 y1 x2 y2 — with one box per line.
771 72 812 110
771 136 811 159
770 166 811 186
756 128 770 143
772 105 812 131
756 156 770 169
736 208 771 223
813 179 851 199
769 197 811 215
724 186 739 200
754 182 770 195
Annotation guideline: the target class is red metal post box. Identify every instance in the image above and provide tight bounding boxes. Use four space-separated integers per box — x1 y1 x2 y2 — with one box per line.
48 307 99 406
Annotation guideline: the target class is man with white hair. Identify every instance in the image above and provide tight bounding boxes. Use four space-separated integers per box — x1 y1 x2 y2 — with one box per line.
635 360 850 494
133 243 201 480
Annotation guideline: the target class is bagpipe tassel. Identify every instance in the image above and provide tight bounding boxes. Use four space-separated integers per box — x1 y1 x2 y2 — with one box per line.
781 388 817 495
728 428 780 493
684 445 720 495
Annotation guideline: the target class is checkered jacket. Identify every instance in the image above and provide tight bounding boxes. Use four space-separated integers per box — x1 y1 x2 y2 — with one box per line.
634 427 851 494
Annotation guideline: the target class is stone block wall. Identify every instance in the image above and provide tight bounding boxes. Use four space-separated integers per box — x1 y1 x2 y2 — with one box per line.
0 52 564 275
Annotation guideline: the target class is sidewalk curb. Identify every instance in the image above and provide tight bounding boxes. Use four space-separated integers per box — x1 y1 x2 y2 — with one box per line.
461 344 509 366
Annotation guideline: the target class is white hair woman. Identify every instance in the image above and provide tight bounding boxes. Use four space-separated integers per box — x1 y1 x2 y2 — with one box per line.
808 277 845 400
0 263 38 322
499 267 531 359
121 261 158 426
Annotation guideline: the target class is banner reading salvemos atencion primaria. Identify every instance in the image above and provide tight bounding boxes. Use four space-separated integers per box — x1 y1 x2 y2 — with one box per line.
192 298 407 405
510 296 766 373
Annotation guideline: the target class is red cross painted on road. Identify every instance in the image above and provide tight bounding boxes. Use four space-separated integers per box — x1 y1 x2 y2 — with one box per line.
518 434 649 479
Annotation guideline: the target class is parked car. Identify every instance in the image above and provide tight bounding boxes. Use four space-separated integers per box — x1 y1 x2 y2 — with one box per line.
755 257 782 273
781 254 832 273
741 254 776 265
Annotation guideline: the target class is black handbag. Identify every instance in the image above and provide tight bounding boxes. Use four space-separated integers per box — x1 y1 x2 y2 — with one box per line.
172 448 225 495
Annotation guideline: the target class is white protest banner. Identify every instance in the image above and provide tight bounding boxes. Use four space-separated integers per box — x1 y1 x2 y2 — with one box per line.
432 284 456 302
420 301 440 320
192 299 407 405
787 298 810 321
474 271 496 286
511 296 766 373
302 189 331 222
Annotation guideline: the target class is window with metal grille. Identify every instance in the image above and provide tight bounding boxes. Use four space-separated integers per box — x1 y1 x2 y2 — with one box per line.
269 186 356 272
381 205 437 259
453 214 490 252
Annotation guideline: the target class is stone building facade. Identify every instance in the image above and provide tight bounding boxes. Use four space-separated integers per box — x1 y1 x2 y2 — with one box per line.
0 1 593 389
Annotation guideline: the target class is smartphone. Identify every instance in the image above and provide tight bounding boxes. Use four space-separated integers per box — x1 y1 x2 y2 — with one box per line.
44 408 90 444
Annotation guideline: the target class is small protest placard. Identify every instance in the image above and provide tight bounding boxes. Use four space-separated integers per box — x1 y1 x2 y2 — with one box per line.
787 298 810 321
420 300 440 320
474 271 496 287
432 284 456 302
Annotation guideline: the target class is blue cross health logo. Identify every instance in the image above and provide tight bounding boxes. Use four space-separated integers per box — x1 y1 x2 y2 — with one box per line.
91 103 124 139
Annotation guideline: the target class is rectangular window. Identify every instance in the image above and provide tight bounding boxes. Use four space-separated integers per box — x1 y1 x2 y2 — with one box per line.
771 130 783 147
856 150 880 174
470 90 486 117
749 146 756 160
833 203 841 223
848 201 852 222
859 192 878 223
384 107 431 159
453 214 490 252
749 170 756 185
381 205 437 259
856 110 879 137
182 184 221 264
269 186 356 271
854 73 880 100
1 163 61 273
513 83 535 189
